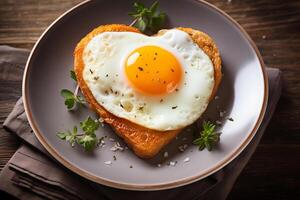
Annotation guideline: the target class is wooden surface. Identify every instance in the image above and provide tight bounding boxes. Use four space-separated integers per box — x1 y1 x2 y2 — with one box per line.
0 0 299 199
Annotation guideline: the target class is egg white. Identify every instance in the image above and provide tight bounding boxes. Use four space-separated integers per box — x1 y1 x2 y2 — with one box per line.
82 29 214 131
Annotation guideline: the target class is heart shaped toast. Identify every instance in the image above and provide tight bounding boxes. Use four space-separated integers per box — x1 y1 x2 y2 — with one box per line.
74 24 221 158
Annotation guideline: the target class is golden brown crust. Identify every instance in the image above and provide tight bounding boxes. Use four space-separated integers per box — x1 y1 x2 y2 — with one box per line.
74 24 222 158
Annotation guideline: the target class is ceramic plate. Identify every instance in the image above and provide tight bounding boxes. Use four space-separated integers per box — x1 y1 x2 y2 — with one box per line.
23 0 268 190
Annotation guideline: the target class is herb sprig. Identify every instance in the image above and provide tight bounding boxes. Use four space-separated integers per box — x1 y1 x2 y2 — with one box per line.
57 117 100 151
193 121 221 151
60 89 85 110
129 1 166 33
60 70 84 110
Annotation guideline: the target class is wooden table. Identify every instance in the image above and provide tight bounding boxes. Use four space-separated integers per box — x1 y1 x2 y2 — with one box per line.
0 0 299 199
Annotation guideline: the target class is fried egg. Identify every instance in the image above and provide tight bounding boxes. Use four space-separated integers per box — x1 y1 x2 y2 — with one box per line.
82 29 214 131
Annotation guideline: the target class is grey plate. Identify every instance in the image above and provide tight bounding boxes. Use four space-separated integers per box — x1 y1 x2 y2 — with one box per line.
23 0 268 191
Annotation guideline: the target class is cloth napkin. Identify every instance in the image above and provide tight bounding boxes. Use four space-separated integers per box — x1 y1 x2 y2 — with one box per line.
0 45 282 200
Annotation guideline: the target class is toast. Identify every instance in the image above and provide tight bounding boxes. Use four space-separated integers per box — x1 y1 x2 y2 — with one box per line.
74 24 222 158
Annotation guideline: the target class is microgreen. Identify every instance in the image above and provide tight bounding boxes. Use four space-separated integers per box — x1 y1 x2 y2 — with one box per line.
60 89 85 110
129 1 166 33
193 121 221 151
57 117 100 151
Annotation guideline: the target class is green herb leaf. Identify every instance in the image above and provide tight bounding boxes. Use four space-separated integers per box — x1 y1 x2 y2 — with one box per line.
129 1 166 33
65 98 75 109
136 18 147 32
61 89 74 99
56 126 78 147
60 89 85 110
57 132 67 140
77 134 97 151
193 121 221 151
70 70 77 82
57 117 100 151
80 116 99 135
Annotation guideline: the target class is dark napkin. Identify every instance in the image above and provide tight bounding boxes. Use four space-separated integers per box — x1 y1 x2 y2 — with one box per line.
0 45 282 200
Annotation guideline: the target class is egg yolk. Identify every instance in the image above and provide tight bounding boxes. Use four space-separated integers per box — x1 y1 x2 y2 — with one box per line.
125 46 182 95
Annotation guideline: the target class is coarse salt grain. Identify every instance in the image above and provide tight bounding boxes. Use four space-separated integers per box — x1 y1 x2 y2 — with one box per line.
164 152 168 158
219 111 226 117
104 161 112 165
98 117 104 123
110 142 124 152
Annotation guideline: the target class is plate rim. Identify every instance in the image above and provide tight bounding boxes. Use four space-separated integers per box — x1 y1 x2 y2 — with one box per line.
22 0 269 191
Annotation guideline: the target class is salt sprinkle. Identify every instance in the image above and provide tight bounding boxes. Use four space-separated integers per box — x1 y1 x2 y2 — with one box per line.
219 111 226 118
169 161 177 166
216 120 222 125
110 142 124 152
104 161 112 165
99 139 106 148
178 144 188 152
164 152 169 158
98 117 104 123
